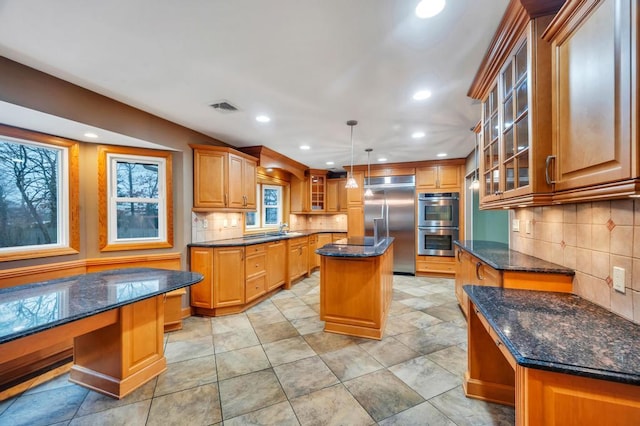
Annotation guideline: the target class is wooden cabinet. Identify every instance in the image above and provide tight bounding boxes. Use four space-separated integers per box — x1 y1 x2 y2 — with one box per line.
311 233 333 270
416 256 456 277
191 145 257 210
266 240 286 291
190 241 289 316
469 2 556 208
346 171 365 237
287 236 309 286
416 165 461 190
309 170 327 211
245 244 266 303
454 245 573 317
326 178 347 212
543 0 636 201
332 232 347 241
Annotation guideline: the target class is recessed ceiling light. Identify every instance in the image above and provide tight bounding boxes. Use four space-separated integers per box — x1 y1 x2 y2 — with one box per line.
437 153 447 157
415 0 446 19
84 132 98 138
412 89 432 101
378 157 388 162
256 115 271 123
300 145 310 150
326 161 335 165
412 131 426 139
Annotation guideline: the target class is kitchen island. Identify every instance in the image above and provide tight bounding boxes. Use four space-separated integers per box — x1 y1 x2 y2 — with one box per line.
0 268 203 399
464 285 640 425
316 237 394 340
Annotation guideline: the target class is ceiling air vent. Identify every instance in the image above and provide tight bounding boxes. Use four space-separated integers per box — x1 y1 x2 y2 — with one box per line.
210 100 239 113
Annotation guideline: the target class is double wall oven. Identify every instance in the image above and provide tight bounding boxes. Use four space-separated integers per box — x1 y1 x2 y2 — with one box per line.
417 192 459 257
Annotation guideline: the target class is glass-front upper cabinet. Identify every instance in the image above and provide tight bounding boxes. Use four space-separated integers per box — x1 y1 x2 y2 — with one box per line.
477 14 554 208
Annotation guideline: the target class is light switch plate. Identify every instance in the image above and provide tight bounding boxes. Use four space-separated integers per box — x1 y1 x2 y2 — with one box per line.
512 219 520 232
613 266 625 293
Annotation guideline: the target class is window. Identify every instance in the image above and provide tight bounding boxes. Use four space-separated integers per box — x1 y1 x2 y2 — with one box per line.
99 146 173 251
246 184 283 229
0 125 79 262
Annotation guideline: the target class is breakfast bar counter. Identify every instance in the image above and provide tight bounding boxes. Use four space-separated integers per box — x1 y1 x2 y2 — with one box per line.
464 285 640 425
316 237 394 340
0 268 203 399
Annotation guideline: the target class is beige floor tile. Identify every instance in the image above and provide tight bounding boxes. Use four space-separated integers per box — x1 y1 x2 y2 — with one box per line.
344 369 424 421
154 355 217 397
147 384 221 426
378 401 456 425
218 370 287 420
253 320 300 344
290 384 374 426
303 331 358 354
224 401 300 426
216 345 271 380
359 336 420 368
320 345 384 381
164 335 214 363
429 386 515 425
70 400 151 426
389 356 461 400
274 356 339 399
212 329 260 354
263 336 317 366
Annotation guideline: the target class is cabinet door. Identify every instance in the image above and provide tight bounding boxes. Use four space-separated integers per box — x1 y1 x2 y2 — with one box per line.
290 177 308 213
416 166 438 189
193 150 226 208
227 153 245 209
316 233 333 267
481 84 502 202
347 205 364 238
326 180 339 212
243 158 257 209
266 241 286 291
310 174 326 211
438 165 461 189
213 247 245 307
190 247 214 309
551 0 632 191
338 179 348 212
300 243 309 276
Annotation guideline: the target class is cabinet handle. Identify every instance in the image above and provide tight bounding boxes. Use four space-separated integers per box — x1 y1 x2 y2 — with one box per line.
496 339 502 347
475 262 484 280
224 193 228 207
545 155 556 185
457 249 462 262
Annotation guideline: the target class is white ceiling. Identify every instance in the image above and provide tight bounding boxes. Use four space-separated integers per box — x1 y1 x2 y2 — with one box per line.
0 0 508 171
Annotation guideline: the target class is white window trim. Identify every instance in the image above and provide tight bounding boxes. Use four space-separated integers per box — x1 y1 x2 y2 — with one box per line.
246 183 284 230
261 184 283 228
106 153 167 245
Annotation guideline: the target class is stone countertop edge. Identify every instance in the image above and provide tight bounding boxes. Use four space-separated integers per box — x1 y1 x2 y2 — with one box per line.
454 240 574 275
0 268 203 345
464 285 640 386
315 237 394 258
188 229 348 248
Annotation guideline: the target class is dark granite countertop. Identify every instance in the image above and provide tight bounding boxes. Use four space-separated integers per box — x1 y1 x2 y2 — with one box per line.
464 285 640 385
0 268 203 345
316 237 394 258
189 229 347 248
454 240 574 275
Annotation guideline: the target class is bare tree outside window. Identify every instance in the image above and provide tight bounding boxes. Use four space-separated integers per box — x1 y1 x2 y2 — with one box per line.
0 139 61 248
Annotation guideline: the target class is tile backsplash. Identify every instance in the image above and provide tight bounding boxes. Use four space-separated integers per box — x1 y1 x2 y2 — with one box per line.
510 199 639 323
191 212 348 243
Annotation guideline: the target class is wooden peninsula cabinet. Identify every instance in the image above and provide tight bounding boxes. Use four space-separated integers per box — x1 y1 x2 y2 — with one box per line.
454 241 574 317
191 144 257 210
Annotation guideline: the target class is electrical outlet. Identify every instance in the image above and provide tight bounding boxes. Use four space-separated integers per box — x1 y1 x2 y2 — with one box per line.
202 219 208 229
613 267 626 293
223 219 228 228
231 218 238 227
525 220 532 234
512 219 520 232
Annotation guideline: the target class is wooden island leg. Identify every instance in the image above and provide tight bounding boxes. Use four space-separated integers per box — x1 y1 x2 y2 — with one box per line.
69 295 166 399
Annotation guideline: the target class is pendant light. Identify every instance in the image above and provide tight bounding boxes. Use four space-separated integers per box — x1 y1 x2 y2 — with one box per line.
364 148 373 197
345 120 359 189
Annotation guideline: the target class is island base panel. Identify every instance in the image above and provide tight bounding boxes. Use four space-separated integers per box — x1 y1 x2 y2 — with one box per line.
518 367 640 426
70 296 166 399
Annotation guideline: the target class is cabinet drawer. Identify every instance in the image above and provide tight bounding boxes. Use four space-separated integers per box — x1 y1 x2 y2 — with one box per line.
245 253 266 279
416 257 456 274
246 275 267 303
246 244 266 255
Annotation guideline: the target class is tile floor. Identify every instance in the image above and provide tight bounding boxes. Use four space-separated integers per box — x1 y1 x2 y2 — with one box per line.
0 273 515 426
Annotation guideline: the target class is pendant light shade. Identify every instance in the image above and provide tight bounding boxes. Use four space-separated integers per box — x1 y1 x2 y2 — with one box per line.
364 148 373 197
345 120 359 189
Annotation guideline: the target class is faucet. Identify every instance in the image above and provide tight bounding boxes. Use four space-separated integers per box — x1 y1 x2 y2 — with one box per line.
279 222 289 234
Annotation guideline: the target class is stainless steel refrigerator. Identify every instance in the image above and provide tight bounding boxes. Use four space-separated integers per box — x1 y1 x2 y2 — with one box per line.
364 175 415 274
